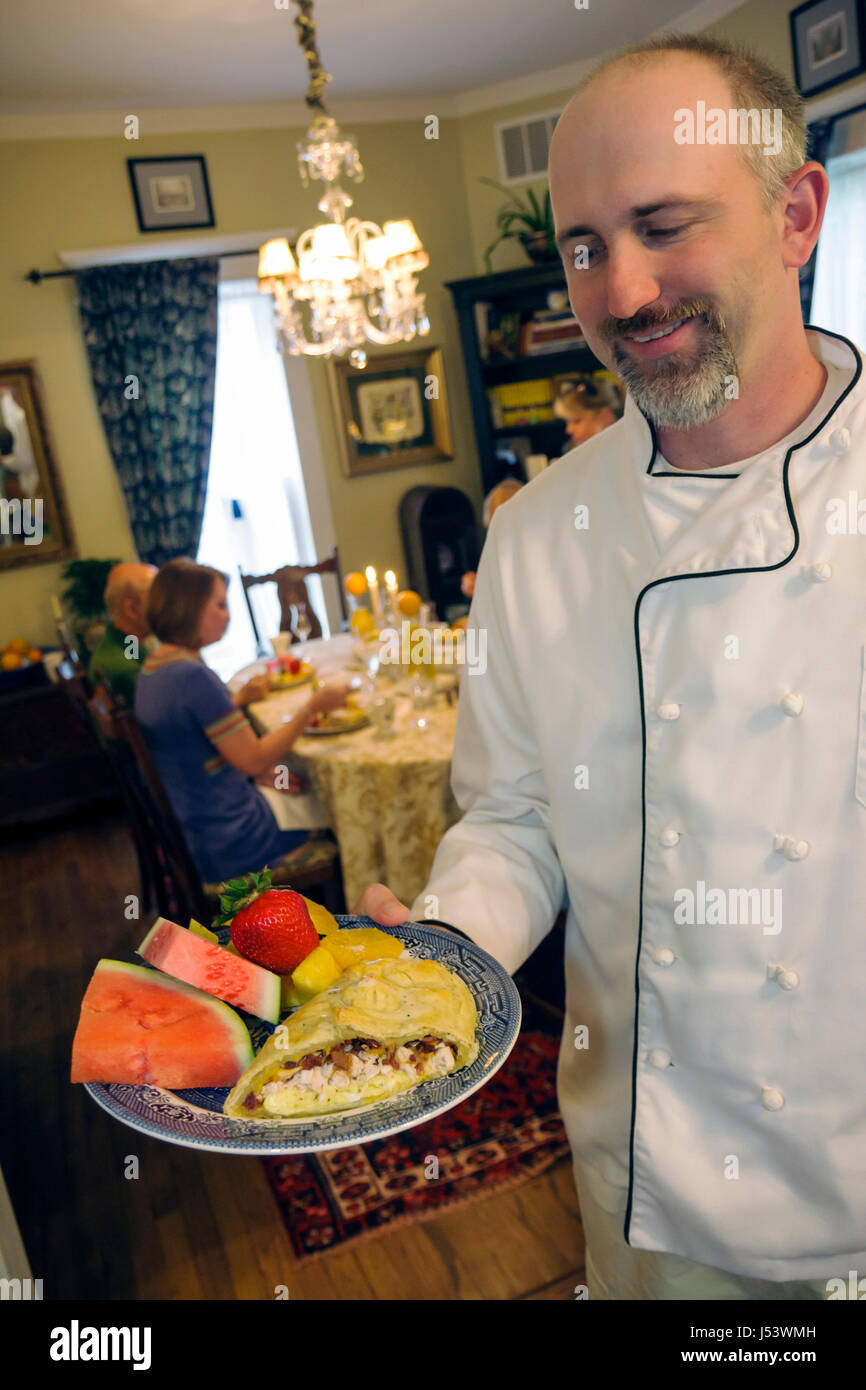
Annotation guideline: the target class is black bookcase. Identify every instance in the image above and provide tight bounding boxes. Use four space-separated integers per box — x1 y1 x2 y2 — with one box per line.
445 263 606 495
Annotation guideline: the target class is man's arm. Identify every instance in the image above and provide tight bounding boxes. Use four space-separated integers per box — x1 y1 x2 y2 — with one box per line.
359 512 564 974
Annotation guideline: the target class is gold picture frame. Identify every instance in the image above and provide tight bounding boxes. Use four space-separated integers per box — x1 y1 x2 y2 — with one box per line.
329 346 454 478
0 360 76 571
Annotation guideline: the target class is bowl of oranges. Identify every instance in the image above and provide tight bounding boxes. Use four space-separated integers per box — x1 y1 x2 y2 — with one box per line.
0 638 46 691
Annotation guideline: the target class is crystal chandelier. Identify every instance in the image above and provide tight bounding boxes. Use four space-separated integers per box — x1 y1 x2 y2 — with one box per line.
258 0 430 367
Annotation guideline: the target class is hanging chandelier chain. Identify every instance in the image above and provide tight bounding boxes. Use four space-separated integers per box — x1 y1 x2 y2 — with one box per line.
291 0 332 114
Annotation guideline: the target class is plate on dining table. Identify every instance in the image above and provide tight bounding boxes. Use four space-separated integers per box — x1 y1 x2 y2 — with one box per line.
83 918 522 1155
301 711 371 736
269 661 315 690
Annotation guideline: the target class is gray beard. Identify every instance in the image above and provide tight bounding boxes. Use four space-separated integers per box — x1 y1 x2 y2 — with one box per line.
611 316 739 430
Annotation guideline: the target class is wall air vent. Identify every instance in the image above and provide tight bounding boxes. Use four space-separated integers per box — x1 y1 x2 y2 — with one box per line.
495 108 562 185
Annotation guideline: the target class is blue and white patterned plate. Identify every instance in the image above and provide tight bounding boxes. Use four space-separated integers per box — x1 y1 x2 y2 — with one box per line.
84 917 521 1155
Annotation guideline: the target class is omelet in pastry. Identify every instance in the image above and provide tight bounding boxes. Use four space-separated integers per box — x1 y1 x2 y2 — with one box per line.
224 956 479 1119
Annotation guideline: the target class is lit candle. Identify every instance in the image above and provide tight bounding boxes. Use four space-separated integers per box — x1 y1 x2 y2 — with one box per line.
365 565 383 622
384 569 398 596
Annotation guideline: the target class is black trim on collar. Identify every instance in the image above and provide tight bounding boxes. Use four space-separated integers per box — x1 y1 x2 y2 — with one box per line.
638 322 857 478
622 325 863 1249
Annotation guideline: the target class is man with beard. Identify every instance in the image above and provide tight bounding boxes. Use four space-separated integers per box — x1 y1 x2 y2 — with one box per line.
356 32 866 1298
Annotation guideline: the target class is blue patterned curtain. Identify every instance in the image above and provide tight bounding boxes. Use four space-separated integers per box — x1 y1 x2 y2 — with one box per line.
75 257 219 566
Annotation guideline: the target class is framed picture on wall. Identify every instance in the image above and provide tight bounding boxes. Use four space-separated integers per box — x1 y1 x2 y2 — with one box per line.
0 360 76 571
329 347 455 477
790 0 866 98
127 155 215 233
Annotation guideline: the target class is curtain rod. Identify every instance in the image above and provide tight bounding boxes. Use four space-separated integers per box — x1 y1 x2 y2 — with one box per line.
25 246 261 284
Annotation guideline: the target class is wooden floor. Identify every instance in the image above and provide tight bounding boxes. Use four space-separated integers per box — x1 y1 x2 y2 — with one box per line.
0 809 586 1300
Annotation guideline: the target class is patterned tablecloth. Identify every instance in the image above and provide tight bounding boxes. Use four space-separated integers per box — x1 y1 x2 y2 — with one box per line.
234 634 461 910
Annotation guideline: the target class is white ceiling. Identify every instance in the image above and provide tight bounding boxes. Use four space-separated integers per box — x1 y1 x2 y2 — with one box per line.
0 0 745 121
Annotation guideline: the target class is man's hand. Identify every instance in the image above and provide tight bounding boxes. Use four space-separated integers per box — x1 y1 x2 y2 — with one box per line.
353 882 411 926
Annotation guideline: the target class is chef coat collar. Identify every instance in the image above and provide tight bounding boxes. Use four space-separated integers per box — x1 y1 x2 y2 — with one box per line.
621 325 863 581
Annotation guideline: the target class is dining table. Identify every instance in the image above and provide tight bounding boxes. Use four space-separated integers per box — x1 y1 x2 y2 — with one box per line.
230 632 462 911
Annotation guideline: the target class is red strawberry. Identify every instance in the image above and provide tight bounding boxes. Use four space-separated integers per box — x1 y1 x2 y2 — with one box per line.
215 870 319 973
288 657 301 675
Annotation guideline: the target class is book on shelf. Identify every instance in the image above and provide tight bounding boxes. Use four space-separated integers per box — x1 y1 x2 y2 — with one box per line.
487 378 553 428
524 319 586 355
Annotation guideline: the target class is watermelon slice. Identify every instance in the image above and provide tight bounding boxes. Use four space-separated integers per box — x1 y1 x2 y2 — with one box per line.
71 960 254 1088
137 916 280 1024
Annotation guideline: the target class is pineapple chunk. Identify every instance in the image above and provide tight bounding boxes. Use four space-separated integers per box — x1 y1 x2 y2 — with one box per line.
291 943 341 1002
189 918 219 944
280 975 303 1010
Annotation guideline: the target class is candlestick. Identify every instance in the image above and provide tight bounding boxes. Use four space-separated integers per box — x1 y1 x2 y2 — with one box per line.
365 565 383 623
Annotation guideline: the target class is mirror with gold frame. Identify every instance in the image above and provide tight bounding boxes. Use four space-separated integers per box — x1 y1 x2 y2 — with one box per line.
0 360 76 570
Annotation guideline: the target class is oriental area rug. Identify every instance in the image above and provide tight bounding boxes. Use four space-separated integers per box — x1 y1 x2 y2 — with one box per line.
261 1022 568 1263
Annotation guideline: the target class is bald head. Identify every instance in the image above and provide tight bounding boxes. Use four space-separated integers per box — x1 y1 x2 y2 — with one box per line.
105 563 157 640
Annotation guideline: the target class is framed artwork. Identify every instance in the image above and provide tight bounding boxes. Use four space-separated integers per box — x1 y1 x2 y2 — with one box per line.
127 155 215 233
329 347 455 477
0 361 76 571
790 0 866 97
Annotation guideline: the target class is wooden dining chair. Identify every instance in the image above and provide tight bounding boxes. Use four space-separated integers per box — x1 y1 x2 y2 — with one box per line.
86 682 346 925
240 546 349 655
87 681 211 925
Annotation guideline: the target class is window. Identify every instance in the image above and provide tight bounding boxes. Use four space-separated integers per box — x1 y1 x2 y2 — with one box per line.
197 280 325 680
810 115 866 348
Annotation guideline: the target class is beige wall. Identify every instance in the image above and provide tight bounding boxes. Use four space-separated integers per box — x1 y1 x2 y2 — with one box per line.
0 117 480 647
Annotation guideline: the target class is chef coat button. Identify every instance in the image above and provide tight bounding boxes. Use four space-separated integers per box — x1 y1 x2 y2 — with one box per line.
648 1048 672 1069
761 1086 785 1111
774 833 810 860
829 427 850 455
652 946 676 967
657 702 681 721
658 826 680 847
776 968 800 990
802 561 832 582
780 691 804 717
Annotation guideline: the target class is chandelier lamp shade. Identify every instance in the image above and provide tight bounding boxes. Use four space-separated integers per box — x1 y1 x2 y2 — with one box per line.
257 1 430 366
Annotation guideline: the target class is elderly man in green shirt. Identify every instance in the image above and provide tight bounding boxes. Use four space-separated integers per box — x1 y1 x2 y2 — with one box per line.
88 562 157 707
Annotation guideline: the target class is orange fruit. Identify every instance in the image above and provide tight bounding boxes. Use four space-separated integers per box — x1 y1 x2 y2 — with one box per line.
451 616 469 631
350 608 375 636
345 572 367 597
7 637 29 654
396 589 422 617
27 648 43 663
1 652 23 670
323 927 404 971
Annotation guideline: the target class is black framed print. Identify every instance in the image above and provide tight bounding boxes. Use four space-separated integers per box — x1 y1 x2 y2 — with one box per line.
127 155 215 233
790 0 866 98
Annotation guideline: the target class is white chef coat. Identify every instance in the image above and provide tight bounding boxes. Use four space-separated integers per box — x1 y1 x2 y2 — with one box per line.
411 324 866 1281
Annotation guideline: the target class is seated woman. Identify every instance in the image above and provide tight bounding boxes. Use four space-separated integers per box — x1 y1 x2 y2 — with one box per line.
135 558 348 884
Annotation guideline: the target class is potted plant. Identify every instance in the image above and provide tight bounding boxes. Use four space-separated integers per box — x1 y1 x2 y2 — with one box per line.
480 178 558 274
60 557 121 651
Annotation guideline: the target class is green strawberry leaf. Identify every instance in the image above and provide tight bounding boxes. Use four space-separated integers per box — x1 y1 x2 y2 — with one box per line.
213 867 273 928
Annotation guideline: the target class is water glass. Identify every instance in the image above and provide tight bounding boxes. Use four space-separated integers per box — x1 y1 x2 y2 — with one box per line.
370 694 397 738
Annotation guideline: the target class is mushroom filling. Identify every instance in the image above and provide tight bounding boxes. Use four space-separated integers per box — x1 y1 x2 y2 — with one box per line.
242 1036 459 1112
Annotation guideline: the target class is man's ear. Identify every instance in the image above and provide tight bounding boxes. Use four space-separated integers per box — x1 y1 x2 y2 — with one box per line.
780 161 830 270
